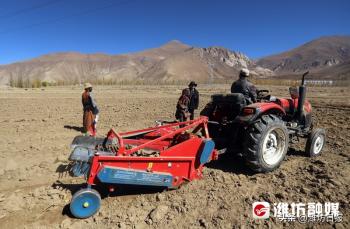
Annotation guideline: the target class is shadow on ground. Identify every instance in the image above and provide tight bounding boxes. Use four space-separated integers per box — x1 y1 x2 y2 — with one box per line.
207 148 308 175
54 180 165 217
287 148 308 157
64 125 84 133
53 180 165 199
206 152 255 176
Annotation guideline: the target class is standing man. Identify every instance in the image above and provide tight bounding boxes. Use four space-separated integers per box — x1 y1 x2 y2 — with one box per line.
231 68 257 104
82 83 99 136
188 81 199 120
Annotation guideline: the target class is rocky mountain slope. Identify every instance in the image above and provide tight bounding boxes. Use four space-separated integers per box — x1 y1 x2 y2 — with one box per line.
312 60 350 80
139 47 271 83
257 36 350 74
0 41 192 85
0 40 260 85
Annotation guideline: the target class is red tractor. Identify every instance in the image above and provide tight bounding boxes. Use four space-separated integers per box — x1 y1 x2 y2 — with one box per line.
200 72 326 172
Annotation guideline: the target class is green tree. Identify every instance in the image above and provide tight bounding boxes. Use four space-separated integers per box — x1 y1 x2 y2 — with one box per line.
17 76 24 88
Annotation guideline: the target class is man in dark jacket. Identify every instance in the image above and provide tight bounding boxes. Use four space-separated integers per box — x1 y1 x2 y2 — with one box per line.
188 81 199 120
231 68 257 104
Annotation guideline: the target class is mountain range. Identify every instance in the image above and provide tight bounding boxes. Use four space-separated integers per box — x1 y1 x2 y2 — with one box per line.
0 35 349 86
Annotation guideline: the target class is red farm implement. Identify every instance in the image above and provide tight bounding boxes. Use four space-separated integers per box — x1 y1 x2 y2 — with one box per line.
68 116 218 218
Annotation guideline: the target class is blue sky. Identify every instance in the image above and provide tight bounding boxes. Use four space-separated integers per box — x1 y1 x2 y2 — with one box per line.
0 0 349 64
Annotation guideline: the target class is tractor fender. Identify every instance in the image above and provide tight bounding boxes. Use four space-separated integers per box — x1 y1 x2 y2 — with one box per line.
235 102 286 125
249 102 286 115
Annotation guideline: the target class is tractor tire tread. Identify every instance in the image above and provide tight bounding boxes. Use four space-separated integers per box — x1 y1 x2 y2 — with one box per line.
243 114 289 173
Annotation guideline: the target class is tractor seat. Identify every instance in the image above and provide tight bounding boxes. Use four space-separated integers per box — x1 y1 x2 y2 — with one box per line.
225 93 247 112
227 93 247 105
212 93 246 105
211 93 247 120
221 92 246 106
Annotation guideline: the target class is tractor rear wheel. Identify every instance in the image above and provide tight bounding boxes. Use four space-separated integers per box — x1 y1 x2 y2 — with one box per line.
243 114 289 173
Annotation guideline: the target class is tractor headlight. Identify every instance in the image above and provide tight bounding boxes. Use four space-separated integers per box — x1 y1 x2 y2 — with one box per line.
242 108 256 115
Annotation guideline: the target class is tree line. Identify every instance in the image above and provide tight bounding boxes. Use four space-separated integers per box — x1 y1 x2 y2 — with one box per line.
8 75 349 88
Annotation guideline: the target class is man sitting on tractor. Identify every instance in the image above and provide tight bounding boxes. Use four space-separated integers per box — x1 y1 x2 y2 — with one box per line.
231 68 257 104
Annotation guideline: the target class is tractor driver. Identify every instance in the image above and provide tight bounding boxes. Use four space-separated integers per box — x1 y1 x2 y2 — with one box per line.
231 68 257 104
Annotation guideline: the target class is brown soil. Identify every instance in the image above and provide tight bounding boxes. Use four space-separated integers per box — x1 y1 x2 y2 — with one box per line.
0 85 349 228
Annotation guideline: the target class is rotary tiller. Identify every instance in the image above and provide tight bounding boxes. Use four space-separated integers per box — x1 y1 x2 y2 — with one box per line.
68 116 218 218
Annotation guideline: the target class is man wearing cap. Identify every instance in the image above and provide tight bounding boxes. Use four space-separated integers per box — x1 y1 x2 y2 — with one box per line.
231 68 257 104
188 81 199 120
82 83 99 136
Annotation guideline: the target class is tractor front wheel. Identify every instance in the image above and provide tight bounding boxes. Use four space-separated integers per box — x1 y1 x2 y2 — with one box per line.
305 128 326 157
244 114 289 173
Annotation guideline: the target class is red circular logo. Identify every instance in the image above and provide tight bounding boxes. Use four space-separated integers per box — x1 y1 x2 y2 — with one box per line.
254 204 267 216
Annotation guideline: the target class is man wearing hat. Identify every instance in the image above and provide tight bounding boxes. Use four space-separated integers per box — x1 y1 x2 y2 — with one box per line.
231 68 257 104
82 83 99 136
187 81 199 120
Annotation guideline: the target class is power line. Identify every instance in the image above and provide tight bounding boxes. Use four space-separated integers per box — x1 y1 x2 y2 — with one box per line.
0 0 64 20
0 0 138 36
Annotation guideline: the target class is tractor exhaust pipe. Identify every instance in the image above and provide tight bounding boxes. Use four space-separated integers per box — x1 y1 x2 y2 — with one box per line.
297 71 309 123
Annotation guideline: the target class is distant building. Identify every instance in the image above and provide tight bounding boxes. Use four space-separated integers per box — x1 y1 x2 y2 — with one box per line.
305 80 333 86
